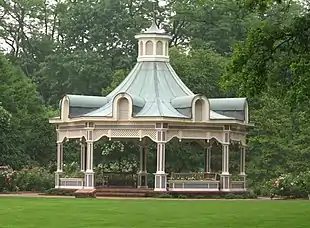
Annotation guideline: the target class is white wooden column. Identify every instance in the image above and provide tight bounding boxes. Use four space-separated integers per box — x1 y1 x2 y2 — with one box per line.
220 143 231 191
220 126 231 191
154 123 168 192
239 145 247 190
84 124 94 189
137 142 148 188
204 146 212 173
55 142 63 188
240 146 246 175
80 141 86 172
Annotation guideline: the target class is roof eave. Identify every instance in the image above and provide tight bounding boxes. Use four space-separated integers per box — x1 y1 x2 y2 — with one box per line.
49 115 249 125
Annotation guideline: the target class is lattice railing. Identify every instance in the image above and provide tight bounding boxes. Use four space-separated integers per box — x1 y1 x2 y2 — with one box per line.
170 172 218 181
59 178 84 189
230 181 246 190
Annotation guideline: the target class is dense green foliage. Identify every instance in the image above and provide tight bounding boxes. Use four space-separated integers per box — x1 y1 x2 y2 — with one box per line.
0 198 310 227
0 0 310 191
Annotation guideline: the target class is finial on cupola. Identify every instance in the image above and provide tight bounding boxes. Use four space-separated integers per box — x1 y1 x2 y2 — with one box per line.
134 0 171 62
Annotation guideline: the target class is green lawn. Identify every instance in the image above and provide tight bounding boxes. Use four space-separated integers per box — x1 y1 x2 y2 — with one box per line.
0 197 309 228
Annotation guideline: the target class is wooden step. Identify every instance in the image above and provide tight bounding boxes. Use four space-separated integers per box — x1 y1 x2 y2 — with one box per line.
96 188 153 193
96 192 148 197
75 189 96 198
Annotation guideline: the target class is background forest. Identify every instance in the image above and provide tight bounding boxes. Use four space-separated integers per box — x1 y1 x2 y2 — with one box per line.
1 0 310 193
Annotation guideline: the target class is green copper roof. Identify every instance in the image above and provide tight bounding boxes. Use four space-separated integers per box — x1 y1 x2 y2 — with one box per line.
85 61 193 118
82 62 236 120
58 22 248 121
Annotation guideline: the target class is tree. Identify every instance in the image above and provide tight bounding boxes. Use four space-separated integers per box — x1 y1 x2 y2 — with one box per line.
222 0 310 188
170 0 257 55
170 47 228 97
0 52 55 168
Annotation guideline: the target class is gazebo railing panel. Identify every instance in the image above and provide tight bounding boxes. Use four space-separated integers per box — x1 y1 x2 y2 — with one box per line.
170 172 218 181
230 175 246 191
230 181 246 191
168 172 220 191
59 178 84 189
168 180 220 191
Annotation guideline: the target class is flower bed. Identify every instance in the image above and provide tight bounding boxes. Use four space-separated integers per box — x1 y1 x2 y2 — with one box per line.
0 166 54 192
271 171 310 199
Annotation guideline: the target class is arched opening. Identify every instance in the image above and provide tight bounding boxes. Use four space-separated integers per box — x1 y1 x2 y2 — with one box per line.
117 98 130 120
145 41 153 55
156 41 163 55
139 41 144 56
194 100 203 121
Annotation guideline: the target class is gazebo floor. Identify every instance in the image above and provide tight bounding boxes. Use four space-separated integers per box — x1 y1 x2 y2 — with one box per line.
93 187 247 198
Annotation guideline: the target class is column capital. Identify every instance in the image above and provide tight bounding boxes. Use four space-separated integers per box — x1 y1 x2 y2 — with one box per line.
138 171 148 174
156 128 167 143
220 172 231 176
85 170 94 174
222 143 230 146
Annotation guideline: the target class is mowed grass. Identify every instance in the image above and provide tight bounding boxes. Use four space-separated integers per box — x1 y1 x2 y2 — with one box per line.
0 197 309 228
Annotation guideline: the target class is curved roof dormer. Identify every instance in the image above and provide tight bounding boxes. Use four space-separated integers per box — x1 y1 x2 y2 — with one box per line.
59 95 108 118
171 95 210 121
209 98 249 122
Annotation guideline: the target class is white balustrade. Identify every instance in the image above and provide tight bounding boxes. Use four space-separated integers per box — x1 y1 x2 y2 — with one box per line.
59 178 84 189
230 180 246 191
168 180 220 192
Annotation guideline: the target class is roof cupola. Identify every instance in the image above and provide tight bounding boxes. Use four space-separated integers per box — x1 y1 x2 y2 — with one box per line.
134 21 172 62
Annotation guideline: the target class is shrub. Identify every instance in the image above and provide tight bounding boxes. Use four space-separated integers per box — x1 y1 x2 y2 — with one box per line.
157 193 173 198
44 188 76 196
271 171 310 198
0 166 54 192
0 166 18 192
13 167 54 191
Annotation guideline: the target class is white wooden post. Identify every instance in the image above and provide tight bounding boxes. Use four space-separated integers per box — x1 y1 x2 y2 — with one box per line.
84 141 94 189
55 142 63 188
240 146 246 175
138 142 148 188
154 123 167 192
204 146 212 173
220 127 231 191
80 141 86 172
239 145 247 190
84 124 94 189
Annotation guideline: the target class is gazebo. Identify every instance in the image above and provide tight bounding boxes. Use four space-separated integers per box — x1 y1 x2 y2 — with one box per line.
49 21 250 193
